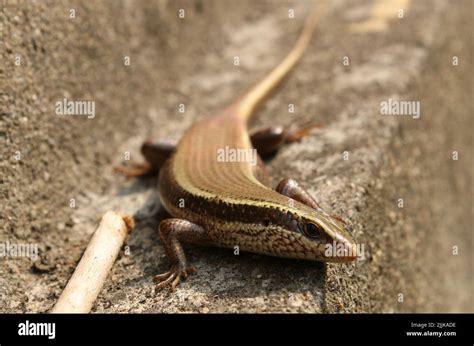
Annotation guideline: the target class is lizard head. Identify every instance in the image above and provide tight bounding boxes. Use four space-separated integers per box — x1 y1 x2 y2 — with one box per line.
266 203 358 262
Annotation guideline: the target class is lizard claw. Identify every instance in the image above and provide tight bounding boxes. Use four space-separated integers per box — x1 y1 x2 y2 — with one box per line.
285 121 323 142
153 265 197 292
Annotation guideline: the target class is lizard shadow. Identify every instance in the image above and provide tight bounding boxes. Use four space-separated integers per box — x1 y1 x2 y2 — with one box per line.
187 245 328 311
115 175 157 196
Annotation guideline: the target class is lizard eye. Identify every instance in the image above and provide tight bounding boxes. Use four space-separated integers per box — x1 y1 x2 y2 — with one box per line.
303 223 324 239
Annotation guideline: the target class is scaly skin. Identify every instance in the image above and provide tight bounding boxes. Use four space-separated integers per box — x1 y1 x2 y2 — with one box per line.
159 108 356 261
149 2 357 291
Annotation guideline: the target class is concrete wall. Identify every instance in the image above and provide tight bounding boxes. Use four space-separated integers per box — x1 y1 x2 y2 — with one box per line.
1 0 472 312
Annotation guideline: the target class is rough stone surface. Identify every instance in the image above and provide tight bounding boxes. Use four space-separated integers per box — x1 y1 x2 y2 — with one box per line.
1 0 472 313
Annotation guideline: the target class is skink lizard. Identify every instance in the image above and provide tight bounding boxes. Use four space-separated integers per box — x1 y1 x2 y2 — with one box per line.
117 2 357 291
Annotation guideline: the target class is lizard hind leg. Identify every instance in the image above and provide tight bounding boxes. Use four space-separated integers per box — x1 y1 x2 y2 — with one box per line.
250 121 322 158
114 139 176 177
141 139 176 171
154 219 210 291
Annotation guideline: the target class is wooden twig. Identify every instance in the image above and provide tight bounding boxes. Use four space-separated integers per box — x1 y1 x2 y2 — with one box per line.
51 211 134 313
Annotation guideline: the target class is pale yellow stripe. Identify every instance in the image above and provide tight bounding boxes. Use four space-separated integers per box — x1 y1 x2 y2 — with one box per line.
349 0 411 33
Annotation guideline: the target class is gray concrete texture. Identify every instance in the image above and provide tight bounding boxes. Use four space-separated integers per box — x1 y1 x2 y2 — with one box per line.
0 0 472 312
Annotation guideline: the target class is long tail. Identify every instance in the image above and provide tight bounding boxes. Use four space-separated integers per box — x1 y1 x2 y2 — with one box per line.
237 1 329 122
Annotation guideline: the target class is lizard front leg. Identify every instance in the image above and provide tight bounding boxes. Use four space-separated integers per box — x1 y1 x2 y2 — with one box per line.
276 178 321 210
276 178 347 224
154 219 210 291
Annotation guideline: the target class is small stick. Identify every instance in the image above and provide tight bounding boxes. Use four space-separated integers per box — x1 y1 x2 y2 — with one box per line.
51 211 134 313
